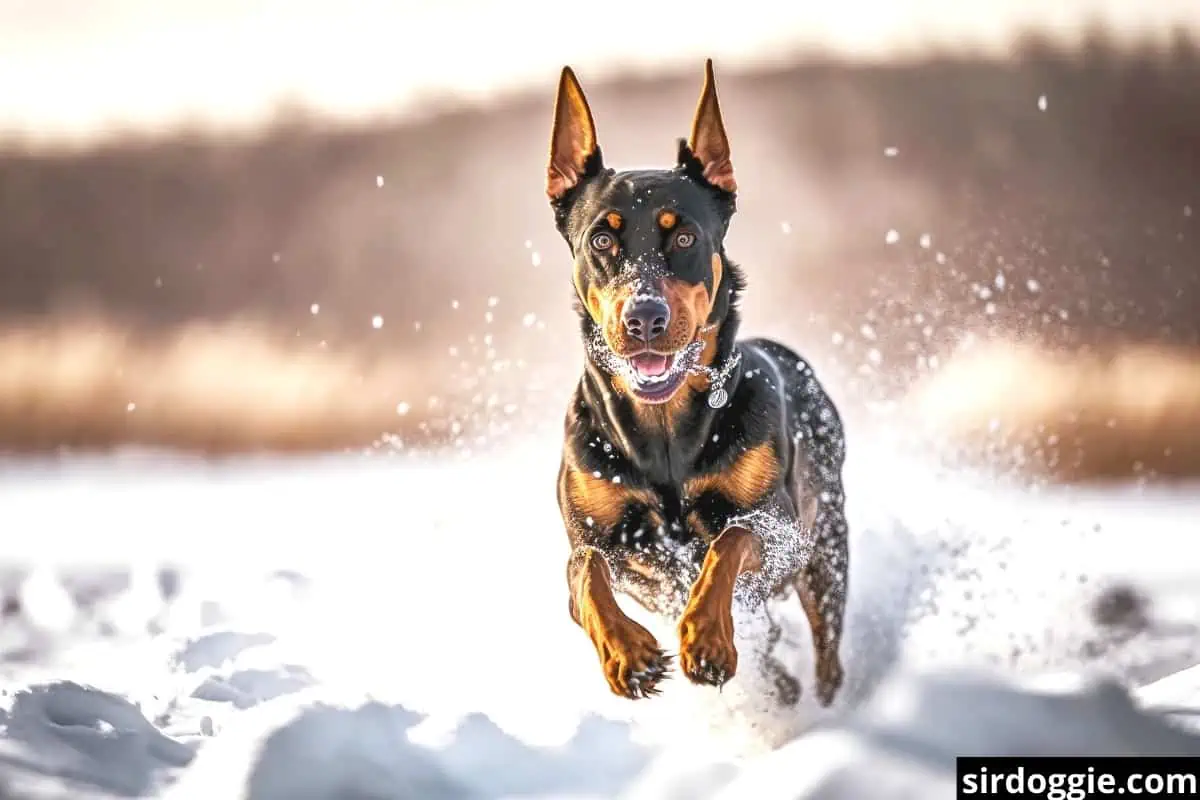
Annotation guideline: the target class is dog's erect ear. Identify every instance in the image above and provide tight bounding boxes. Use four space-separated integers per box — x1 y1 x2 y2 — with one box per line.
684 59 736 194
547 67 601 201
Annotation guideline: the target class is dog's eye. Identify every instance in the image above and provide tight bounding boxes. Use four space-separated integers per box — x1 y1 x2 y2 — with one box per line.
590 232 615 252
674 230 697 249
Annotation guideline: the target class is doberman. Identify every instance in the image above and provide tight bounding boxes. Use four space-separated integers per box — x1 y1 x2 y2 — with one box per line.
549 60 849 706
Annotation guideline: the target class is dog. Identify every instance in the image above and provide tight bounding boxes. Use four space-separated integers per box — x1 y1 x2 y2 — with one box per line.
549 59 849 706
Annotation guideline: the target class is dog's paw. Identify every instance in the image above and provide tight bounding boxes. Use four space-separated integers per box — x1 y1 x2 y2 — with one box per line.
595 619 673 700
677 608 737 687
814 650 844 707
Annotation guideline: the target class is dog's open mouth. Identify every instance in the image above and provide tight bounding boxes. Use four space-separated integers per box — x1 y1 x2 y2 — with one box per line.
627 352 689 403
586 326 709 404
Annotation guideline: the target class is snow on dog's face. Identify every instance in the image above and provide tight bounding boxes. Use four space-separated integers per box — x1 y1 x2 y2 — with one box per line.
546 61 738 406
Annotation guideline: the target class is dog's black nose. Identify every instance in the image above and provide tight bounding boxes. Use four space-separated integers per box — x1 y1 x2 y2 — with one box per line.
623 297 671 341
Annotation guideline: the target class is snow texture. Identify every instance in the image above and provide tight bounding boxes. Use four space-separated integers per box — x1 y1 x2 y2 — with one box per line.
0 442 1197 798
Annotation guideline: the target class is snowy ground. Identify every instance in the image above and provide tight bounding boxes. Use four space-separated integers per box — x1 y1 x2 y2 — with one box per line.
1 438 1199 798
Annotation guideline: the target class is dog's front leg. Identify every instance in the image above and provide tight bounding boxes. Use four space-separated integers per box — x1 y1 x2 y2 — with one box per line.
676 526 762 687
567 546 673 699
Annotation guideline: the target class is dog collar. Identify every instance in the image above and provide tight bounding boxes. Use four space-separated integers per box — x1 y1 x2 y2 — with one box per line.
690 332 741 409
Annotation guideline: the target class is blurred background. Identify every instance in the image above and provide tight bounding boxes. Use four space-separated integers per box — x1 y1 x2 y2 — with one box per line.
2 0 1199 485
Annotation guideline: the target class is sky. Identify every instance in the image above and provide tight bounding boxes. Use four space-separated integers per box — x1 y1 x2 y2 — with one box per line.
2 0 1199 142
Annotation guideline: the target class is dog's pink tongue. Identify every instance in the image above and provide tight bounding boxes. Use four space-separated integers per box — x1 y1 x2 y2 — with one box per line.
630 353 670 377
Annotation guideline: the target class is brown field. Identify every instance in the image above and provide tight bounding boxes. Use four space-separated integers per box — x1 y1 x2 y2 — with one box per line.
900 341 1200 483
2 34 1200 484
0 317 568 455
0 319 426 454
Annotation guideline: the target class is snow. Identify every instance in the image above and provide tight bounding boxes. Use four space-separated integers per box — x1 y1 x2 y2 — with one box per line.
0 439 1198 798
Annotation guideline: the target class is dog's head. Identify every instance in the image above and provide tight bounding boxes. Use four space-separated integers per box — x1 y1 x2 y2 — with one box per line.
546 60 741 406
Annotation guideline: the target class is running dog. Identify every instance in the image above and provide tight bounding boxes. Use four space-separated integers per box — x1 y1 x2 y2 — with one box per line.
549 60 849 706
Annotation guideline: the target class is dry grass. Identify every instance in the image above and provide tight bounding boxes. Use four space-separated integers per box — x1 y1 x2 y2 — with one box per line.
0 319 449 454
901 341 1200 483
2 321 1199 485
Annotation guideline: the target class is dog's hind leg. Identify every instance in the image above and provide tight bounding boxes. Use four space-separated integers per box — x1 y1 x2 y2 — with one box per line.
793 488 849 707
759 601 802 706
785 375 851 708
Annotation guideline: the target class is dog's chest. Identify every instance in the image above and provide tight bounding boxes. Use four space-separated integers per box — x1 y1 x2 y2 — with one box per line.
581 437 718 612
606 503 701 556
602 484 710 615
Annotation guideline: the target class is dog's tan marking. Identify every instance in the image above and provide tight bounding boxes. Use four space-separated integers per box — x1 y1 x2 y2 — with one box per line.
657 210 678 229
564 465 657 529
686 509 717 543
606 212 623 229
684 442 779 508
623 557 660 581
585 283 629 333
707 253 724 317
